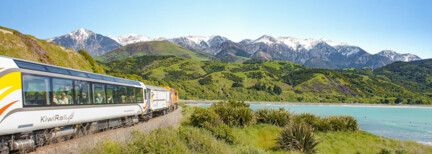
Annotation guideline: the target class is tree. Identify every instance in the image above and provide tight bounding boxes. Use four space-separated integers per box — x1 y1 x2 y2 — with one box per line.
273 85 283 95
267 86 273 94
384 99 390 104
394 97 403 104
198 76 213 85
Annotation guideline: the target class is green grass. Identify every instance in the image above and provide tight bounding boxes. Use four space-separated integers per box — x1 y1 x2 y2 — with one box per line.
233 124 282 150
88 104 432 154
231 124 432 153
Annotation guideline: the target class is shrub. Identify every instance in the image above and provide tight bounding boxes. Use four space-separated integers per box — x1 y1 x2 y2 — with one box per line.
86 140 126 154
273 85 283 95
204 122 236 144
314 118 332 132
255 108 291 126
198 75 213 85
233 144 268 154
293 113 319 127
89 126 233 153
188 106 236 144
232 82 244 87
177 126 229 153
291 114 358 132
325 115 359 131
128 128 190 153
210 100 255 127
276 122 319 154
189 107 220 128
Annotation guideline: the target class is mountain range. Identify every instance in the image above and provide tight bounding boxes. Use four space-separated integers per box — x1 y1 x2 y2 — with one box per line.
47 29 121 57
1 26 431 104
48 29 421 69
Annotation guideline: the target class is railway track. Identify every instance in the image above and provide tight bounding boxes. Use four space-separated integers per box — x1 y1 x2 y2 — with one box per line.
31 107 182 154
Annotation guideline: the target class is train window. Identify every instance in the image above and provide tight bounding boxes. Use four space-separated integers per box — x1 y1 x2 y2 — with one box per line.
88 74 102 80
136 88 143 103
22 74 51 106
52 78 73 105
69 70 88 78
106 85 116 104
46 66 70 75
102 76 114 82
117 86 127 104
127 87 135 103
93 83 106 104
144 89 147 100
114 78 122 82
75 81 90 104
15 60 47 72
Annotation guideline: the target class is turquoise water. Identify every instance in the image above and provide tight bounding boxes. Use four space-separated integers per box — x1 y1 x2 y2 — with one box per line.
191 103 432 145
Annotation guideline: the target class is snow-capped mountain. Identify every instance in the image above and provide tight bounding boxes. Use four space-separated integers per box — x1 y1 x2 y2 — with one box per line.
48 29 422 69
377 50 421 62
243 36 409 68
47 29 121 57
108 34 152 46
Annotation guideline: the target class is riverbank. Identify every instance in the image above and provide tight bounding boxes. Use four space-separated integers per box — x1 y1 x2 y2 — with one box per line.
89 102 432 153
180 100 432 108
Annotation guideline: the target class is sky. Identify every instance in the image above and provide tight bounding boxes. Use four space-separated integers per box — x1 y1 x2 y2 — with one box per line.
1 0 431 58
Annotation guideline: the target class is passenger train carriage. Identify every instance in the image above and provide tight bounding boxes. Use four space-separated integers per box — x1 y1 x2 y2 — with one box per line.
0 55 178 153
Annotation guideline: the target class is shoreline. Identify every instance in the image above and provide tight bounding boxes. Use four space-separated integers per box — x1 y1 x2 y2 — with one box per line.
180 100 432 108
181 100 432 146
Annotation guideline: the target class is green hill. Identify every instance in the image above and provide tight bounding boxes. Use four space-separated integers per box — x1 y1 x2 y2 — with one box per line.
373 59 432 94
95 41 215 62
0 26 104 73
1 25 429 104
101 56 431 104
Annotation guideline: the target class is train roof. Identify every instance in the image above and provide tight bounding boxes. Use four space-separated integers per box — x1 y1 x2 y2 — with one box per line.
1 55 141 86
145 85 170 91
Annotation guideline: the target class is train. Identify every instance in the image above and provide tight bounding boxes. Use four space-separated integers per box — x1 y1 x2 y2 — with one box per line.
0 55 178 153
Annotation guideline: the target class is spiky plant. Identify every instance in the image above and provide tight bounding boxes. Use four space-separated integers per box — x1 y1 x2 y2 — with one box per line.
276 122 320 154
255 108 291 126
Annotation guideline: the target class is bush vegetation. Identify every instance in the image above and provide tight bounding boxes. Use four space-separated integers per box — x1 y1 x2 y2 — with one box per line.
276 122 320 154
209 100 255 127
89 103 432 154
189 106 236 143
255 108 291 126
255 108 359 132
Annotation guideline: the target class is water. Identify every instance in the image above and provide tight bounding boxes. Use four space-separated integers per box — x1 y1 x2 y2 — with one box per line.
191 103 432 145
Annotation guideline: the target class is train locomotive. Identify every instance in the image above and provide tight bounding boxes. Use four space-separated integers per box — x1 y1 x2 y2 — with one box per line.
0 55 178 153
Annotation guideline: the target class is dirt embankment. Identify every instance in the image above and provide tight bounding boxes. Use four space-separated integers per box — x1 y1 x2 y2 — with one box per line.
33 107 183 154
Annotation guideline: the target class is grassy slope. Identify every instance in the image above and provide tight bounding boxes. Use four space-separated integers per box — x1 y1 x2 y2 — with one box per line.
90 103 432 153
0 26 101 73
102 55 431 104
95 41 215 62
373 59 432 94
233 124 432 153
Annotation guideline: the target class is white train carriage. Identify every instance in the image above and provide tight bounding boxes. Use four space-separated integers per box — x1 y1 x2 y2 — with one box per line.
0 56 150 152
146 85 170 116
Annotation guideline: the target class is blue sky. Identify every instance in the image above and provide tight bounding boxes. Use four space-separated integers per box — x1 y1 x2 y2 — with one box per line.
1 0 431 58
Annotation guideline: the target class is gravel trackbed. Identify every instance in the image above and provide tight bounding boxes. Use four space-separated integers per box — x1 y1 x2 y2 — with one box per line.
32 107 183 154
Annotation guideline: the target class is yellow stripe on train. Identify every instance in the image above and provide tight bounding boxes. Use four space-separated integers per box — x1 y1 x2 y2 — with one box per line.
0 72 21 102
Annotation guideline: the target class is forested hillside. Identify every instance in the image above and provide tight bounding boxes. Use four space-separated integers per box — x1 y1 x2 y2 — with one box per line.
374 59 432 94
0 26 104 73
101 56 431 104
